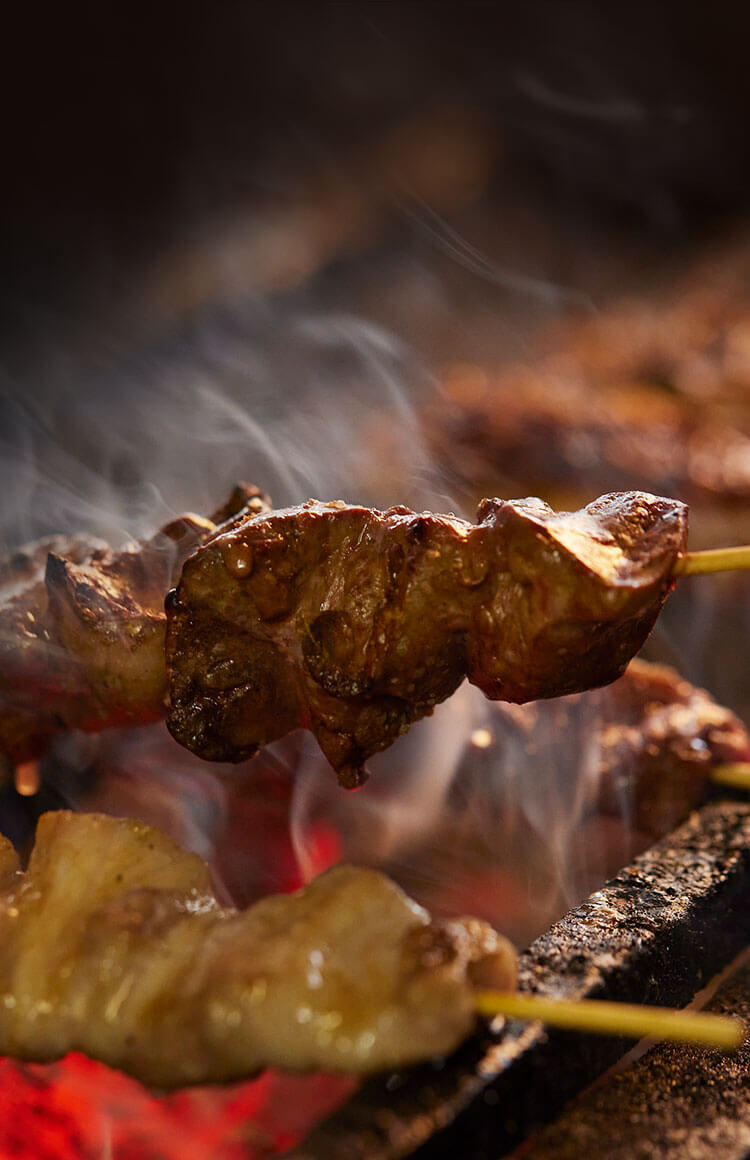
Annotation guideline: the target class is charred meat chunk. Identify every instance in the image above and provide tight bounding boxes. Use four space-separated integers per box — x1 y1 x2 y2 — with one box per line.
484 658 750 840
0 485 270 768
592 659 750 836
166 492 688 786
0 812 516 1086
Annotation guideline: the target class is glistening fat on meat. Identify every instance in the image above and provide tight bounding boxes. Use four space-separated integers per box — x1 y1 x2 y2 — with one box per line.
0 811 516 1086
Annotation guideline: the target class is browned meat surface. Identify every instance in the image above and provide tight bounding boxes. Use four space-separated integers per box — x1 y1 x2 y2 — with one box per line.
0 811 516 1086
482 658 750 841
0 485 270 768
550 278 750 414
166 492 688 786
591 659 750 835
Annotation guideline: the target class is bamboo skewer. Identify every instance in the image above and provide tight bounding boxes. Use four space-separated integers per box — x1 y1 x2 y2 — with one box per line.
474 992 745 1051
674 545 750 576
711 763 750 790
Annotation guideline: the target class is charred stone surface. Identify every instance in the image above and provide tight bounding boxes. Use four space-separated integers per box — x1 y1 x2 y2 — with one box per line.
288 801 750 1160
524 961 750 1160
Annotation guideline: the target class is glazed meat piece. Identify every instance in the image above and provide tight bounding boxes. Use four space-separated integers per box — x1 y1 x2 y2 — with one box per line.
591 659 750 835
0 485 270 769
0 812 516 1086
166 491 688 786
421 274 750 729
485 658 750 839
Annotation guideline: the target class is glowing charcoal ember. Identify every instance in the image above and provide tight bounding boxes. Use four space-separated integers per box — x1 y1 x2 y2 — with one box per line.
166 492 687 786
213 766 341 905
0 812 516 1085
0 485 270 772
0 1054 356 1160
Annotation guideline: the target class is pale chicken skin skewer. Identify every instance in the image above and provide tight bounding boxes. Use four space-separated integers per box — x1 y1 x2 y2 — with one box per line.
0 812 516 1087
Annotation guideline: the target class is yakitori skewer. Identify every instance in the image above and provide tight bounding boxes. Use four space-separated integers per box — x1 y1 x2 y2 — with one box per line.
475 992 744 1051
674 545 750 576
168 493 750 785
5 489 750 784
711 762 750 791
0 810 743 1088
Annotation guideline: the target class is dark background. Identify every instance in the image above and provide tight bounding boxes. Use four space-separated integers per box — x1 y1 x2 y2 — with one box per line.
3 0 750 343
3 0 750 554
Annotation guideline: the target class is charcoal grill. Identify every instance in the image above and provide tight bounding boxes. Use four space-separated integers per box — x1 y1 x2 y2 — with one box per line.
524 958 750 1160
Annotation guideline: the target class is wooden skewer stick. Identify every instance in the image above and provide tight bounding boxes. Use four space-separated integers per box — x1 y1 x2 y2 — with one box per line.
711 763 750 790
674 545 750 576
474 992 745 1051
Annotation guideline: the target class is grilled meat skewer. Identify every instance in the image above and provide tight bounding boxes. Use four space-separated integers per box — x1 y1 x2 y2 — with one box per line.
425 265 750 547
0 811 516 1086
166 491 688 786
3 489 713 786
492 657 750 841
0 811 739 1091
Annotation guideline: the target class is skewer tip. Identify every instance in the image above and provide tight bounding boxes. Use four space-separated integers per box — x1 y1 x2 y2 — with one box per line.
674 545 750 577
711 763 750 791
474 992 745 1052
